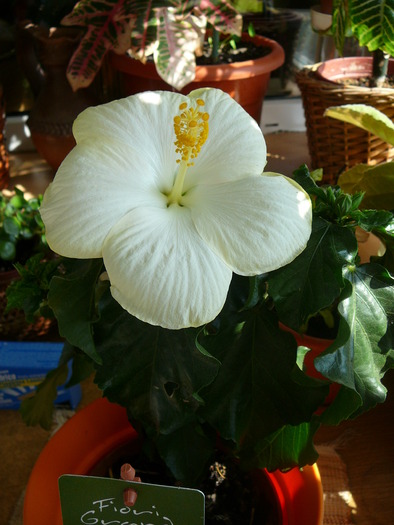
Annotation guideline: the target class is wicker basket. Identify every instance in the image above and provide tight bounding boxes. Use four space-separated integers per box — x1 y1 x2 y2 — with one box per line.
296 62 394 185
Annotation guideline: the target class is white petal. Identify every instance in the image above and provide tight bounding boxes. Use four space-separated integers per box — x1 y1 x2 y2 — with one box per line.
102 205 233 329
73 91 192 192
182 88 267 191
184 173 312 275
40 143 167 258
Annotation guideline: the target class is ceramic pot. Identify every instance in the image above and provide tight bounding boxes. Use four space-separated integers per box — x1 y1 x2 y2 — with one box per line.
24 397 323 525
110 34 284 123
21 25 98 170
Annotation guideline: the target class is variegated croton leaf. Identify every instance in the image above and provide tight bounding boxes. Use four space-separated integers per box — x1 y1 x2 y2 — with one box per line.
62 0 242 91
62 0 174 91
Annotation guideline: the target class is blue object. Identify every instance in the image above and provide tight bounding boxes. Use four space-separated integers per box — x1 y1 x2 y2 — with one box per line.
0 341 81 409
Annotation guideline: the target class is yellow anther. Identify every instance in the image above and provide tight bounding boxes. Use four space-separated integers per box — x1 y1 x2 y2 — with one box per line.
173 99 209 164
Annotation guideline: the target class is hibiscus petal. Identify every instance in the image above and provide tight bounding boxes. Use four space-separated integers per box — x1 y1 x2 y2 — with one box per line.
102 205 233 329
184 173 312 275
40 143 167 258
182 88 267 190
73 91 189 192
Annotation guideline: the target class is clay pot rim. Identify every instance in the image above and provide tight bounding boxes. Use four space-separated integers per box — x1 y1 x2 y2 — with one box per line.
316 56 394 85
110 34 285 82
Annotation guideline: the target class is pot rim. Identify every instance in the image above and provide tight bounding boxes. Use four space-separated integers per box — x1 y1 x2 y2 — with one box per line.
110 34 285 81
316 56 394 84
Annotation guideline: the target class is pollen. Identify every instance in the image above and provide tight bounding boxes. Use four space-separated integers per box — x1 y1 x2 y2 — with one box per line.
174 98 209 166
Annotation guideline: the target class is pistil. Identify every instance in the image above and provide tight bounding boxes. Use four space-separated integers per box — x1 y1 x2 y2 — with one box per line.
167 99 209 206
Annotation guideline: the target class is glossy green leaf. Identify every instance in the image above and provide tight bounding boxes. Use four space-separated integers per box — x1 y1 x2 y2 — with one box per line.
325 105 394 146
199 304 328 447
268 217 357 331
156 422 216 485
338 162 394 211
348 0 394 55
315 264 394 415
48 259 103 363
94 290 220 435
240 421 320 472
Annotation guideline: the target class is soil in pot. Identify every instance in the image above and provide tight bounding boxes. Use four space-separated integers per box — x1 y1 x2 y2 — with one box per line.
196 39 271 65
90 446 281 525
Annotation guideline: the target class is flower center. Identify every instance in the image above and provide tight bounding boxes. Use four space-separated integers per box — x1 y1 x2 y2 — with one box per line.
167 98 209 206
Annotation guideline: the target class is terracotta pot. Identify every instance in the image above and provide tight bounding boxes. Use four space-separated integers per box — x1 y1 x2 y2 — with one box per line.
24 397 323 525
21 25 98 170
317 56 393 83
280 324 339 405
110 34 285 123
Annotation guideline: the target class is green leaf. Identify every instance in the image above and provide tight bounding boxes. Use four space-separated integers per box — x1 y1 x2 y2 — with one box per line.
268 217 357 331
240 421 320 472
19 363 69 430
156 423 216 485
348 0 394 56
331 0 349 55
338 162 394 211
199 304 328 448
3 216 20 237
94 290 220 435
325 104 394 146
48 259 103 364
315 264 394 416
0 239 15 261
5 254 61 321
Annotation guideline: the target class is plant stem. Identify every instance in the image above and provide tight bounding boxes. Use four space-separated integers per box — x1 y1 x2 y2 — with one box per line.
211 28 220 64
371 49 389 88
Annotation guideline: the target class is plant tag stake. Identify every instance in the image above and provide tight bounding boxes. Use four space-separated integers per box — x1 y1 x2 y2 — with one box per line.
59 475 205 525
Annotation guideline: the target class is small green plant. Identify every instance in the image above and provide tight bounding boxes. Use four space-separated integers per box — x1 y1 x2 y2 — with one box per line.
330 0 394 87
0 187 47 269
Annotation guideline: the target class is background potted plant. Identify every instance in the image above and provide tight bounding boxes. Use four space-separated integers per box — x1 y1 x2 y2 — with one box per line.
233 0 304 96
8 89 394 523
58 0 284 122
296 0 394 184
15 0 102 170
0 186 55 339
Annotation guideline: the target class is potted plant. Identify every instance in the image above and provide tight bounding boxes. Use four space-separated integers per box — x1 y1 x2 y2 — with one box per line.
9 89 393 522
16 0 101 169
233 0 304 96
0 186 54 339
296 0 394 184
59 0 284 122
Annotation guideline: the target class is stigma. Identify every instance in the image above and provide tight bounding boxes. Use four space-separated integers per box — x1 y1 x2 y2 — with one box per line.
174 99 209 166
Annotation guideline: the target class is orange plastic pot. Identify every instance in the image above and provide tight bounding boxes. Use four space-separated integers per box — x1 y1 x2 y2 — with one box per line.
24 398 323 525
280 324 340 405
110 34 285 123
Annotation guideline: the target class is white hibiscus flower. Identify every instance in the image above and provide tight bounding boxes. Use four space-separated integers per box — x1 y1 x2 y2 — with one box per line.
40 88 311 329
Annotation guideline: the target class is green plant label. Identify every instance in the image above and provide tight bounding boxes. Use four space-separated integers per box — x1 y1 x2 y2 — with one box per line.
59 475 205 525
